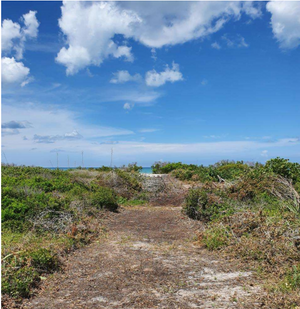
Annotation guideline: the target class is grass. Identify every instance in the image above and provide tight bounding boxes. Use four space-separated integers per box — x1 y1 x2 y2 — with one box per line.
2 158 300 308
1 164 144 303
180 159 300 308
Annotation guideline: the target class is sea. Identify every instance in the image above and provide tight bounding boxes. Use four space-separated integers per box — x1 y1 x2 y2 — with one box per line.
47 167 153 174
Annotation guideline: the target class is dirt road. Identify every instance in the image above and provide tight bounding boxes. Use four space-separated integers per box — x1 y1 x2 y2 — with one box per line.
23 206 261 309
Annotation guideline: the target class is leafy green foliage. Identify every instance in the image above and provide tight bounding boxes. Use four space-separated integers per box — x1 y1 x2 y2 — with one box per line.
201 225 230 250
115 169 142 192
184 187 232 221
122 162 142 172
265 157 300 184
2 266 40 298
90 187 118 211
1 165 122 299
94 166 113 172
152 160 253 182
28 248 60 273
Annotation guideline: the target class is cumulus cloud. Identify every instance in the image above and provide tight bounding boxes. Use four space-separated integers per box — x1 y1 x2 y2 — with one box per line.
1 10 39 86
1 10 39 60
1 57 30 86
266 1 300 49
1 20 21 54
55 2 138 75
110 70 141 84
145 62 183 87
56 1 261 74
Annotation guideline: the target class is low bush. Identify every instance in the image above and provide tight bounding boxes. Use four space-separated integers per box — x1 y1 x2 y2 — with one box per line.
2 266 40 298
28 248 60 273
265 157 300 185
90 187 118 211
201 225 230 250
183 186 231 221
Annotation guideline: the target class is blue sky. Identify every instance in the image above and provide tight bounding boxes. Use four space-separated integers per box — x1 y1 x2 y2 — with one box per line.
1 1 300 167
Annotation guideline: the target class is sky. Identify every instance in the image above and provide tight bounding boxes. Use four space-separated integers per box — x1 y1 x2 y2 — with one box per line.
1 1 300 167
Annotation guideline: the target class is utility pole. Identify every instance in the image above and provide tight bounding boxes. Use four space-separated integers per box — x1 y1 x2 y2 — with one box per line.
81 151 84 168
49 160 53 168
110 147 113 167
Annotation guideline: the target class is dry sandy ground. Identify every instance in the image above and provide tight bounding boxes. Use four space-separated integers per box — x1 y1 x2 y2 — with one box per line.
22 206 263 309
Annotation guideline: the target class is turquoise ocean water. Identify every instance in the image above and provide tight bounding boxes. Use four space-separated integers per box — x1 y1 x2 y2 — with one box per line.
47 167 153 174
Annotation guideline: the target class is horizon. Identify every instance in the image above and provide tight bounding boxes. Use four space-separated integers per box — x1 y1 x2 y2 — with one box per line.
2 1 300 166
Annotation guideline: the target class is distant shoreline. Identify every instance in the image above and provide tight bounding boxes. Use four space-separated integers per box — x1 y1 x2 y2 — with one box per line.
45 167 153 174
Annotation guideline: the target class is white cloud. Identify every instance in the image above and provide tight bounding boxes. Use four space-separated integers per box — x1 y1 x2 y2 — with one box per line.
33 130 83 144
22 10 39 39
2 103 299 165
242 2 262 19
1 20 21 54
105 90 162 105
145 62 183 87
151 48 157 61
1 57 30 86
56 1 138 75
123 102 134 110
261 150 268 157
266 1 300 49
56 1 260 75
110 70 141 84
222 34 249 48
2 103 134 152
1 11 39 87
1 10 39 60
211 42 221 49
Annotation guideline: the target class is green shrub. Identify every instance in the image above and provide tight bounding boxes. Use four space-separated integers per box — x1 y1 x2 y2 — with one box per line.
2 267 40 298
202 225 229 250
184 187 230 221
115 169 142 192
265 157 300 184
95 166 113 172
91 187 118 211
29 249 60 273
123 162 142 172
216 162 250 180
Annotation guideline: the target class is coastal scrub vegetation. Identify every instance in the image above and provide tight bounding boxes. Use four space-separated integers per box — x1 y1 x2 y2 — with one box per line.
1 164 144 304
2 157 300 308
179 158 300 308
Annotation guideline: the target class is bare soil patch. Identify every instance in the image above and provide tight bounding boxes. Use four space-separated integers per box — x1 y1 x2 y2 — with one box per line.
22 206 263 309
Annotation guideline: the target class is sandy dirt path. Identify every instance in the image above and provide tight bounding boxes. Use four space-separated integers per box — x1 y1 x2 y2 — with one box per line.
23 206 261 309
